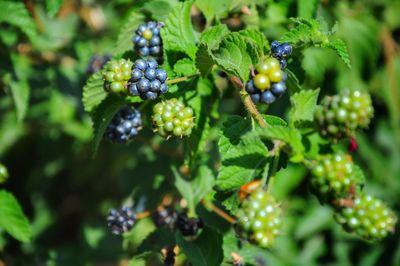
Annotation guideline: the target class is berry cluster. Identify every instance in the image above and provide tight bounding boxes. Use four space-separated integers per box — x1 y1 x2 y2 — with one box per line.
310 153 364 202
152 208 203 238
133 21 163 57
152 207 178 229
315 90 374 141
105 106 142 143
107 206 136 235
236 188 282 249
152 98 195 138
86 54 112 74
176 212 204 238
245 57 287 104
127 59 168 100
334 194 397 241
102 59 133 94
0 163 9 184
270 41 292 69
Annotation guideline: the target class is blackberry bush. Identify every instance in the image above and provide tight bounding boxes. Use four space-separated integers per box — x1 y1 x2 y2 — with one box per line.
127 59 168 100
152 98 195 138
105 106 142 143
236 188 282 249
334 194 397 241
245 57 288 104
102 58 133 94
107 206 136 235
315 90 374 141
133 21 164 57
310 153 364 202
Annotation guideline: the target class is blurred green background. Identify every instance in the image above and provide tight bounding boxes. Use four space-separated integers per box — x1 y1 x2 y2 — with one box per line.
0 0 399 265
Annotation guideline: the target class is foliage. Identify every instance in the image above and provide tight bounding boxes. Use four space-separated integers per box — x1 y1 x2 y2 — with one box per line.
0 0 400 265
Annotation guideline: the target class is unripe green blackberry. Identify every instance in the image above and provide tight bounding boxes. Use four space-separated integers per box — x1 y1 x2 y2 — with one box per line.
152 99 195 138
102 58 133 94
310 153 364 202
315 90 373 141
236 188 282 249
0 163 9 184
334 194 397 241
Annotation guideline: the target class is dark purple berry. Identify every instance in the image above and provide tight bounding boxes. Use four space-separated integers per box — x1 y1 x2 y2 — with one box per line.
261 90 276 104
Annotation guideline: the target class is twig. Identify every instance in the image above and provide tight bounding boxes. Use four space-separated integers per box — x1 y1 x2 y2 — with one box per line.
202 200 237 224
166 74 200 85
136 210 151 219
229 76 268 128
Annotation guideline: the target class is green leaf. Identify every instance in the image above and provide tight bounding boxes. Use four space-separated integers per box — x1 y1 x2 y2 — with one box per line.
216 116 268 191
194 0 231 24
128 251 163 266
256 126 304 162
46 0 63 17
173 58 198 77
289 89 320 126
281 18 322 45
0 190 31 242
196 44 215 77
199 24 230 49
173 166 214 213
114 10 145 55
0 1 37 41
161 1 198 59
142 0 176 21
297 0 319 19
324 38 351 68
9 79 29 122
176 227 223 266
238 28 269 55
82 72 107 113
212 33 260 82
91 94 126 155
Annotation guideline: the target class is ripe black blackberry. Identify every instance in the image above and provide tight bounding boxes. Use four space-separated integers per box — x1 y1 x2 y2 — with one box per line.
315 90 374 141
133 21 164 57
270 41 292 69
152 207 178 230
176 212 203 238
107 206 136 235
245 57 288 104
86 54 112 74
127 59 168 100
105 106 142 143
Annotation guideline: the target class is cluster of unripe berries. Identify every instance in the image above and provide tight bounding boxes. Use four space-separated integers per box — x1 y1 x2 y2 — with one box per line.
310 153 363 202
315 90 374 141
0 163 9 183
236 187 282 249
152 99 195 138
133 21 163 57
102 59 133 94
309 153 397 241
335 194 397 241
245 41 291 104
105 106 142 143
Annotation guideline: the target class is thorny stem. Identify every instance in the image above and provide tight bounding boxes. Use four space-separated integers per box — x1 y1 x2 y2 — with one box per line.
166 74 200 85
202 200 237 224
229 76 268 128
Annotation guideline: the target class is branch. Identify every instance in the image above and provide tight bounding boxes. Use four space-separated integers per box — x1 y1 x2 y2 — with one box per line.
229 76 268 128
202 200 237 224
166 74 200 85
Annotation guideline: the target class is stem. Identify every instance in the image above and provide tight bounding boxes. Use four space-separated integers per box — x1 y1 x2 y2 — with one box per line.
229 76 268 128
166 74 200 85
202 200 237 224
136 211 151 220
